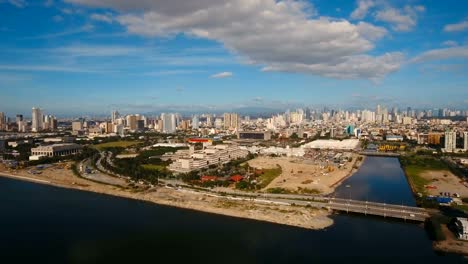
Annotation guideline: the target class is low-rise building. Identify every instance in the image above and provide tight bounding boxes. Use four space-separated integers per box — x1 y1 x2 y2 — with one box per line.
453 218 468 240
30 143 82 160
169 144 248 173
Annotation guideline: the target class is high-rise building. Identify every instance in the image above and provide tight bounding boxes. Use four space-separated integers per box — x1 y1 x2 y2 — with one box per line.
464 131 468 151
192 115 199 129
31 107 43 132
444 130 457 152
127 115 138 131
161 113 176 133
0 112 6 130
112 110 120 124
223 113 239 130
72 120 84 132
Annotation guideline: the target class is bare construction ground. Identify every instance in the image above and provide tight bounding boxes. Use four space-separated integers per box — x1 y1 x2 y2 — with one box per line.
421 170 468 197
248 155 363 195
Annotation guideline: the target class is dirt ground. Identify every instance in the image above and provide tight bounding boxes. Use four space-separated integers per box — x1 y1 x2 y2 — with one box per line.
421 170 468 197
248 155 362 194
0 163 333 230
434 225 468 255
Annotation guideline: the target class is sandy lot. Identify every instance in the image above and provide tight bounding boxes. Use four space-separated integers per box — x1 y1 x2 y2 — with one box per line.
248 155 362 195
0 164 333 230
421 170 468 197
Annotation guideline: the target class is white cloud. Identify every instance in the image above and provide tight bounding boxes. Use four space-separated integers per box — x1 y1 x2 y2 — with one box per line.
444 20 468 32
90 13 113 23
6 0 26 8
66 0 400 80
442 40 458 47
411 46 468 63
375 5 424 32
350 0 375 20
211 71 233 78
0 64 108 73
44 0 53 7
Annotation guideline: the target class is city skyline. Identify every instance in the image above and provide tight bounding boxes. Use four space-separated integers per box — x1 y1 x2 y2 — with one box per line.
1 0 468 115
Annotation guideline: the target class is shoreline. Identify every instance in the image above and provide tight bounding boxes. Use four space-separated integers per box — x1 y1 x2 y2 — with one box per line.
330 155 365 189
0 167 334 231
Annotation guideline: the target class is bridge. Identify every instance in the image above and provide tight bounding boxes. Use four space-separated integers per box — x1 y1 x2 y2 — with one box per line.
320 197 429 222
359 151 401 157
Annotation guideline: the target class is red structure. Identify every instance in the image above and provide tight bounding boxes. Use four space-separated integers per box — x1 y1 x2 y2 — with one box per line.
201 175 219 182
230 175 244 182
187 138 212 144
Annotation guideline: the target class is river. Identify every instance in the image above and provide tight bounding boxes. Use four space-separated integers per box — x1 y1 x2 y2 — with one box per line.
0 157 465 263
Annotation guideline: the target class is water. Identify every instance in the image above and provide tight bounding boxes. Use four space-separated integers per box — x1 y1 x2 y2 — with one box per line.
334 156 416 206
0 157 465 263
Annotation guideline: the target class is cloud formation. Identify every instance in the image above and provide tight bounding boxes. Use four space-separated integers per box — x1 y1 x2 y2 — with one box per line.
375 5 425 32
211 71 233 78
90 13 113 23
444 20 468 32
350 0 375 20
66 0 399 80
411 46 468 63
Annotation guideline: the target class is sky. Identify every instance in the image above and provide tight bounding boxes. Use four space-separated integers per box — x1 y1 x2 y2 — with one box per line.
0 0 467 116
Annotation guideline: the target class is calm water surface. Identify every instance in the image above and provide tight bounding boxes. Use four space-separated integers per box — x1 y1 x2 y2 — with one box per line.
0 157 465 263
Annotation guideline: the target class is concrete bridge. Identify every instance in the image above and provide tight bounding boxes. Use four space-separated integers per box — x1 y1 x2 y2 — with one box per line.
359 151 401 157
310 197 428 222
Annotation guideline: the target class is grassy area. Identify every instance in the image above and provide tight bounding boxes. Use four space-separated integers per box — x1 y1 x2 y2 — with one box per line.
404 165 432 195
258 165 282 188
94 141 141 150
141 164 166 171
400 155 449 196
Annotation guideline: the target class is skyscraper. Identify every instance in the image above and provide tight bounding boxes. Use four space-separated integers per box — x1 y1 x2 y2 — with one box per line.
31 107 43 132
192 115 199 129
444 130 457 152
464 131 468 151
161 113 176 133
223 113 239 130
112 110 120 124
0 112 5 130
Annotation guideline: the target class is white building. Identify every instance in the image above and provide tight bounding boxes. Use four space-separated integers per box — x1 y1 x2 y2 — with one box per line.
464 131 468 151
169 144 248 173
444 131 457 152
31 107 43 132
30 143 82 160
161 113 176 133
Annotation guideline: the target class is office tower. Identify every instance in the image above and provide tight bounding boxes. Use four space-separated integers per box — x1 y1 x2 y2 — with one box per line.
72 120 84 132
49 116 58 131
464 131 468 151
127 115 138 131
223 113 239 130
15 114 23 124
112 110 120 124
161 113 176 133
206 115 213 127
192 115 199 129
31 107 43 132
0 112 5 130
444 130 457 152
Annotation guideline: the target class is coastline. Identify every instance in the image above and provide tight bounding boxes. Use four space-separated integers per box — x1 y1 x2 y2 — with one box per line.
0 166 334 231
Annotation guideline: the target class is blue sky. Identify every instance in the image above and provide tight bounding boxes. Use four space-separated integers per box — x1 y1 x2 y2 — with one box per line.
0 0 467 116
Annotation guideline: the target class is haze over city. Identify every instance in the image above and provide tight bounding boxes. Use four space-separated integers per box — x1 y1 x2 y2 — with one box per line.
1 0 468 115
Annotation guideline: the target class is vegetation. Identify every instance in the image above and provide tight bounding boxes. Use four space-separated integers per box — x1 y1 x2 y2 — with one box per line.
425 216 449 241
399 155 449 196
297 187 321 195
257 165 282 188
94 141 142 151
266 187 293 194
